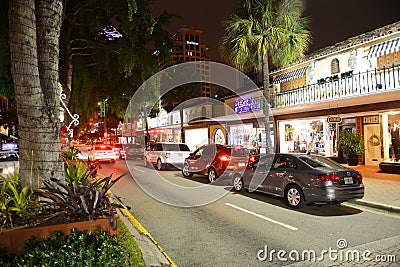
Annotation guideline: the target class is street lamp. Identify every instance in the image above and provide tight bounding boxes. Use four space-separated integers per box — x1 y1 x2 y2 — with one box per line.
142 104 150 149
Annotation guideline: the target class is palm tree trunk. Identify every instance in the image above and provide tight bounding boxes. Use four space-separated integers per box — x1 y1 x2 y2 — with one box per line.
9 0 64 189
262 54 273 153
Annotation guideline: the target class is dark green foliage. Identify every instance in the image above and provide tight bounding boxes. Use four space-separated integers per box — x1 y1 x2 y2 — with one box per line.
0 247 14 267
63 160 93 187
0 220 146 266
0 229 127 266
62 0 175 120
0 0 13 99
0 173 38 228
337 131 365 157
63 147 80 160
35 174 124 230
117 219 146 266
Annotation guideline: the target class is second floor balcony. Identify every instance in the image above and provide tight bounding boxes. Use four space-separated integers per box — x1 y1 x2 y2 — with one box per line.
271 65 400 111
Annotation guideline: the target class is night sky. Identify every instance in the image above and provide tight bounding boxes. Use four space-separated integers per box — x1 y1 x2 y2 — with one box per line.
153 0 400 63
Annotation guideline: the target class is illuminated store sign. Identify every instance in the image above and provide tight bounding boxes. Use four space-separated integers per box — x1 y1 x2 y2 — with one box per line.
234 97 261 113
186 41 199 45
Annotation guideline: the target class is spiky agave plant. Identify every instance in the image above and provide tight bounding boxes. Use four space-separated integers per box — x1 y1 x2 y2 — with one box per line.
34 173 125 230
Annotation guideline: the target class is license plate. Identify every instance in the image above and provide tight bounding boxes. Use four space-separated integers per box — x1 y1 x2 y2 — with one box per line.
178 153 183 156
344 177 353 184
238 162 246 167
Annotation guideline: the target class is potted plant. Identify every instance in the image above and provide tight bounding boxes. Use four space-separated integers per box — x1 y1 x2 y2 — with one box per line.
337 131 365 166
0 162 125 255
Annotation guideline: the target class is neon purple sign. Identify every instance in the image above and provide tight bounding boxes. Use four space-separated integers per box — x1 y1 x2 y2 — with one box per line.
234 97 261 113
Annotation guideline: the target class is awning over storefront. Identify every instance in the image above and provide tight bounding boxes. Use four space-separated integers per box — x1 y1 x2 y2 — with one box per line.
273 66 307 84
367 37 400 59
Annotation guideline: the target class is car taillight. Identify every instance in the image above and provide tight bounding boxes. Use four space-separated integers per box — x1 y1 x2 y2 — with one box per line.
219 154 231 161
357 173 363 181
318 173 340 182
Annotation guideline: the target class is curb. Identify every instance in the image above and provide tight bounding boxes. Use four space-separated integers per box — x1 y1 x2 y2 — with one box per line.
347 199 400 213
117 208 178 267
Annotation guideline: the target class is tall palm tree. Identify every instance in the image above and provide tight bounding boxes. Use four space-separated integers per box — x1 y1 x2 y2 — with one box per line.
9 0 64 188
221 0 310 153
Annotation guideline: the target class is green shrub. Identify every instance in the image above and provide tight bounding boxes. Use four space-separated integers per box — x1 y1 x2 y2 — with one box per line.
0 228 126 266
337 130 365 157
63 148 80 160
64 160 92 187
35 174 124 230
0 172 38 229
0 220 146 266
117 219 146 267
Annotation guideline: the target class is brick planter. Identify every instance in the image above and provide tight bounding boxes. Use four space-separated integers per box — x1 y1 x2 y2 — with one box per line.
0 217 118 255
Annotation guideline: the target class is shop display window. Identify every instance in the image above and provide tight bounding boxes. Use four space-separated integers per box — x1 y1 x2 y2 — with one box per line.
388 113 400 162
279 119 337 157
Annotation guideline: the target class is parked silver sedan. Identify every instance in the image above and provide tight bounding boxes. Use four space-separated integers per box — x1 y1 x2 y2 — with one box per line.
232 153 364 208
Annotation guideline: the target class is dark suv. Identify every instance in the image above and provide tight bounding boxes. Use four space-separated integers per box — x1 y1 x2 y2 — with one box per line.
182 144 249 183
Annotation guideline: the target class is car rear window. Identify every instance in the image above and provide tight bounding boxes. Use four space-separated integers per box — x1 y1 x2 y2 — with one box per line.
223 147 249 157
158 144 190 151
299 155 342 168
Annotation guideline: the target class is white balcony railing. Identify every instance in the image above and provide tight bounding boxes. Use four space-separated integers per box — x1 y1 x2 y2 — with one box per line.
271 65 400 109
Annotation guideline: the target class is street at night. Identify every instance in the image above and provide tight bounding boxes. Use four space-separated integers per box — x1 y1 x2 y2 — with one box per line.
104 159 400 266
2 0 400 265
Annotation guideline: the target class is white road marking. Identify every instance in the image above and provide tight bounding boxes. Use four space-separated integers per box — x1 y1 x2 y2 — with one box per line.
225 202 298 231
129 166 146 173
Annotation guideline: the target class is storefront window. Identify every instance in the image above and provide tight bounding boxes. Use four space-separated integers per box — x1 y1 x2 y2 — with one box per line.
388 113 400 162
279 119 337 157
229 124 254 148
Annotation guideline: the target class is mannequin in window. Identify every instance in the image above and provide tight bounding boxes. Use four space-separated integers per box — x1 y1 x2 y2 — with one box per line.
391 123 400 161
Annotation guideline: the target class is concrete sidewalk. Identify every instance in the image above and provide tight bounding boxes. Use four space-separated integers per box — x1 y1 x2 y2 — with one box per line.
344 164 400 213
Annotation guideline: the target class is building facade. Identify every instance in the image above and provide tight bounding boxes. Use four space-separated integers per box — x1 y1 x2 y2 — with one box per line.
125 21 400 170
162 25 211 110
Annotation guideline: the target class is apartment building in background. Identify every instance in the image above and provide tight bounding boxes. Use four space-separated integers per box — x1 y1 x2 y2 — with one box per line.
162 25 211 110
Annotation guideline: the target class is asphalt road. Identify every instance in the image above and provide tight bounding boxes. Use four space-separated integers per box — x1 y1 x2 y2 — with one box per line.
104 159 400 267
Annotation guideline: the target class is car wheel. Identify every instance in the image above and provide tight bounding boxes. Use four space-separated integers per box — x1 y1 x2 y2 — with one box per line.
182 164 193 178
208 168 217 183
156 159 163 171
232 175 244 192
285 185 305 208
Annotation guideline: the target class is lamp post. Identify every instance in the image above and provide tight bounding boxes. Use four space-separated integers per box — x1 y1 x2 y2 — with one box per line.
142 104 150 149
97 97 110 143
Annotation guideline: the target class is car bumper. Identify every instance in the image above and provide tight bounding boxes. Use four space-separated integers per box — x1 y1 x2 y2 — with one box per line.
304 184 365 204
92 156 117 161
126 153 143 159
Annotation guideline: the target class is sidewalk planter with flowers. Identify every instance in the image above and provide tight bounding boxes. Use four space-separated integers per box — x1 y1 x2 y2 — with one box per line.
337 131 365 166
0 217 117 255
0 160 124 255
